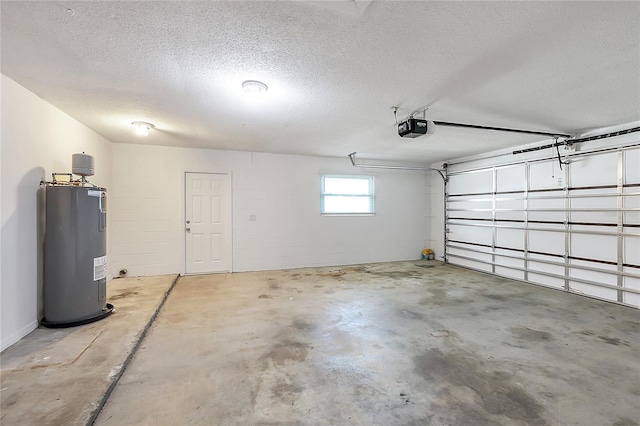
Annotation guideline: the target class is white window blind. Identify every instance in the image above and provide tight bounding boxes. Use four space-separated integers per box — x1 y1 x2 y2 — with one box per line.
320 175 375 214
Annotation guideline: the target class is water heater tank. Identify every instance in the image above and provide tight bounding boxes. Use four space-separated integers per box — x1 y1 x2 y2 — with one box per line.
42 185 113 327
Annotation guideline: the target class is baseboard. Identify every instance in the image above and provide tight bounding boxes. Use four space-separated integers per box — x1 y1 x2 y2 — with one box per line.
1 320 38 352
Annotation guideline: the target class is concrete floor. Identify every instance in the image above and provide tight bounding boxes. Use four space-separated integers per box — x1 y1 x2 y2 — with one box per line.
0 274 178 425
2 261 639 425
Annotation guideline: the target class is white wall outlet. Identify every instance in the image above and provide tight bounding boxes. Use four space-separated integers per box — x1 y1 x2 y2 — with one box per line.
249 214 256 221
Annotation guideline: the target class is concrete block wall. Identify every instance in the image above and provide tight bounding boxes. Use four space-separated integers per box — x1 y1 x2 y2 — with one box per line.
110 144 430 276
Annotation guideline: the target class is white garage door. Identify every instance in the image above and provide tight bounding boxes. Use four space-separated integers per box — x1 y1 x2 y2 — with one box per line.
445 145 640 307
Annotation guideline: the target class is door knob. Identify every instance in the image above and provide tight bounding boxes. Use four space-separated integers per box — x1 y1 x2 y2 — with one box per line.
186 220 191 224
186 227 191 232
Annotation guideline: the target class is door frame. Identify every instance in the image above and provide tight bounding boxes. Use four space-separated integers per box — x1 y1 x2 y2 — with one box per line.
183 171 233 275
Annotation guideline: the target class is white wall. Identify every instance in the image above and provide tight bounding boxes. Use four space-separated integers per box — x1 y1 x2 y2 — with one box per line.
1 74 112 351
110 144 430 276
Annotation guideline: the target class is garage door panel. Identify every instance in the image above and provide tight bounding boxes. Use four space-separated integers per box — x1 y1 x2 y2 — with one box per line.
569 282 617 302
624 149 640 183
570 262 617 287
570 211 616 224
625 236 639 265
623 213 639 226
496 228 524 250
446 145 639 308
528 198 565 222
448 245 492 272
495 199 524 220
623 274 640 306
448 198 492 220
529 229 565 255
528 253 566 289
571 211 617 224
529 272 565 289
448 246 491 259
571 232 617 263
624 188 640 226
529 160 565 191
448 211 493 220
624 292 640 306
496 165 525 192
495 266 524 280
570 152 618 187
448 171 493 195
448 223 492 245
495 251 525 280
570 192 617 224
451 257 492 272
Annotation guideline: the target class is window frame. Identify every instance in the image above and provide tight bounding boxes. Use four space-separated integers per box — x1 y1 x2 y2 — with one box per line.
320 174 376 216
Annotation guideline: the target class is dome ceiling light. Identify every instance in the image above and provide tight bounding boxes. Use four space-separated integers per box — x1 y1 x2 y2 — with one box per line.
131 121 155 137
242 80 268 95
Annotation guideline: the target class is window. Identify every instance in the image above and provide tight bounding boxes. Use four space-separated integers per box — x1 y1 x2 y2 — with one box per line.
320 174 375 214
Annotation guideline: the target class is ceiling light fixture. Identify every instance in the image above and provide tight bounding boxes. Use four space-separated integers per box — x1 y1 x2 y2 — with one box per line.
131 121 155 137
242 80 268 94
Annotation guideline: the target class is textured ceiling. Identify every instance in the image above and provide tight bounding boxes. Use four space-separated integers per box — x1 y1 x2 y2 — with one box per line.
2 1 639 163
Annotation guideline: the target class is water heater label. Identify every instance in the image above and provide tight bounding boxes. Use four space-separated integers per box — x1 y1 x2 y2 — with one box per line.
88 190 102 197
94 256 107 281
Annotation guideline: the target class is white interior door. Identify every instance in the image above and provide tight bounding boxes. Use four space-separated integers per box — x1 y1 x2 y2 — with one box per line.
185 172 231 274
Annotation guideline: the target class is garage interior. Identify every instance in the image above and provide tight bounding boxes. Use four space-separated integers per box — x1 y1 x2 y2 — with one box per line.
1 1 639 425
